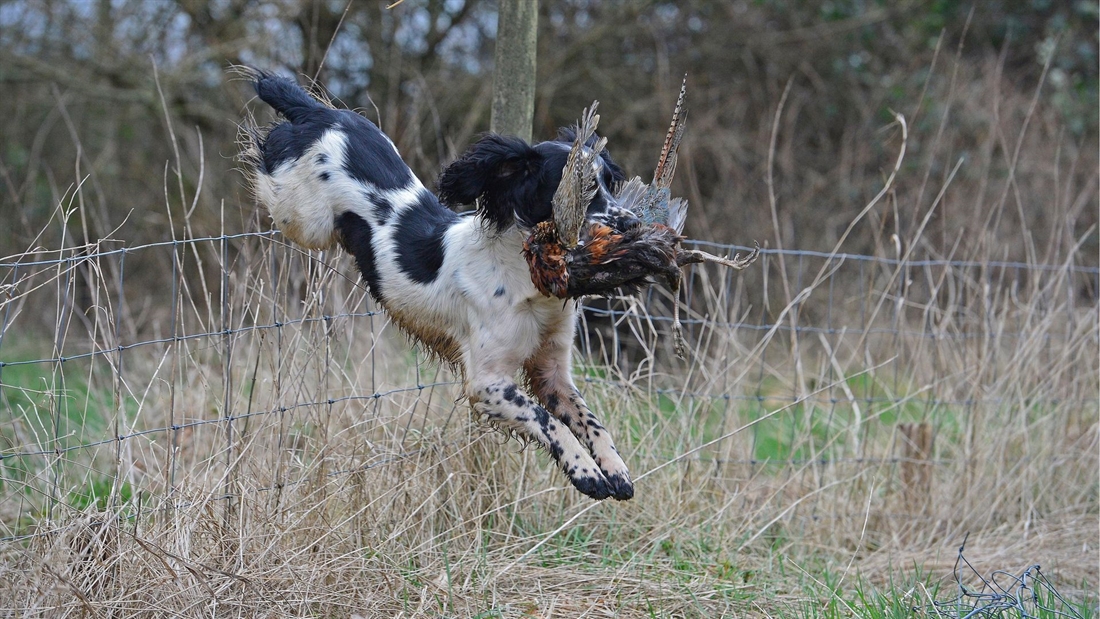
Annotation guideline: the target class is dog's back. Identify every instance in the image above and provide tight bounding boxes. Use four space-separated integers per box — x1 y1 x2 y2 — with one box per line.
243 70 476 361
246 71 439 244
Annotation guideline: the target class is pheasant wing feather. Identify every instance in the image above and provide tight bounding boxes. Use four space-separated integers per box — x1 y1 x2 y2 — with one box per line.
552 102 604 249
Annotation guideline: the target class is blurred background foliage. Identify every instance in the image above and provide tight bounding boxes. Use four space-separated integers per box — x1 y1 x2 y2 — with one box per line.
0 0 1096 264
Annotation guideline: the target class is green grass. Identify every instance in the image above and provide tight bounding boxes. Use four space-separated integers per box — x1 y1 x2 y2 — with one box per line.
0 345 147 531
67 478 138 512
0 348 139 453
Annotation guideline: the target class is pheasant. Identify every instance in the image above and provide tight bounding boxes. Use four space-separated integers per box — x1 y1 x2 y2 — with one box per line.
523 77 758 358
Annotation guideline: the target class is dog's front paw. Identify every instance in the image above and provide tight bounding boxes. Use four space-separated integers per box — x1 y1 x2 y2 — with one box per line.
568 470 613 500
592 449 634 500
604 472 634 501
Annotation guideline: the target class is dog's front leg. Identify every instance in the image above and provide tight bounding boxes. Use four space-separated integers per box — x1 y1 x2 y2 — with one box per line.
542 384 634 501
468 375 614 500
524 333 634 500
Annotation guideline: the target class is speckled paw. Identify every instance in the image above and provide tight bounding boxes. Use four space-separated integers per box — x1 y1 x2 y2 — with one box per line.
605 473 634 501
568 471 613 500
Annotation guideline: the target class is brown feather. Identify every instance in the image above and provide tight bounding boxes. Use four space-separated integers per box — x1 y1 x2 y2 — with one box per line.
523 221 570 298
653 75 688 190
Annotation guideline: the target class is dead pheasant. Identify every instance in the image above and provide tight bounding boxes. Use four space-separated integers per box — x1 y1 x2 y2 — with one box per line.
523 77 758 358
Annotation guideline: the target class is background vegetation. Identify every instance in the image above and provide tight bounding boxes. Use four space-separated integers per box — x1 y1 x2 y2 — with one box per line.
2 0 1096 263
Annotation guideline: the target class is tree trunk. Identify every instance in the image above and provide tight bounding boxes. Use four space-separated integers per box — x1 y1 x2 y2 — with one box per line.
490 0 537 143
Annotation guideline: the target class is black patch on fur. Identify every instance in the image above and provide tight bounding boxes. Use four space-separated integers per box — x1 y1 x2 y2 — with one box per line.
392 189 458 284
316 153 328 164
335 211 383 302
494 286 506 297
531 404 549 423
545 394 560 412
503 385 517 402
570 474 612 500
319 171 330 181
374 196 393 225
361 189 393 225
531 405 566 462
260 112 334 174
605 473 634 501
338 111 414 190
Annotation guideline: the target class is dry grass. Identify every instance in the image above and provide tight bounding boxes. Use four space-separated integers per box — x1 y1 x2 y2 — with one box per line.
1 197 1095 618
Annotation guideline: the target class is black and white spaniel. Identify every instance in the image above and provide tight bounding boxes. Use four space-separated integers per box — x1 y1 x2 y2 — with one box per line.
242 71 634 500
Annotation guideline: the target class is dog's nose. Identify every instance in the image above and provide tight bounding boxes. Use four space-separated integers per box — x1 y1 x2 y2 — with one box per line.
617 213 642 229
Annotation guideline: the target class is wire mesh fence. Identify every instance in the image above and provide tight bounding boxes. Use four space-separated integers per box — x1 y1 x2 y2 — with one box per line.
0 228 1097 549
922 533 1089 619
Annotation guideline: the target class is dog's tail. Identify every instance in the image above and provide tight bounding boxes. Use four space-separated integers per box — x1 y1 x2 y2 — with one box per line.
236 66 327 124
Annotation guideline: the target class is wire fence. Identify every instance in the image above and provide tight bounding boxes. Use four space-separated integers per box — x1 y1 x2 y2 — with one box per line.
1 230 1097 545
925 534 1088 619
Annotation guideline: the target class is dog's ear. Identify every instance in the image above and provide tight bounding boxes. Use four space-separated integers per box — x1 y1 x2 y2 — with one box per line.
555 127 626 185
438 134 539 229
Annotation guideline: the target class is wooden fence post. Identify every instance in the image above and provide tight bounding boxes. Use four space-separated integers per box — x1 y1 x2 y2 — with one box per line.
898 422 933 515
490 0 538 142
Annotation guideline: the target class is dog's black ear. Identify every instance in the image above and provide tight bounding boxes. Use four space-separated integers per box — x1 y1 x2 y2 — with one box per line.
438 134 539 229
555 127 626 185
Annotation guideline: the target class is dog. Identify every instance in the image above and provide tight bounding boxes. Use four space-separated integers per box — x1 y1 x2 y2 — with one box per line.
241 70 634 500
